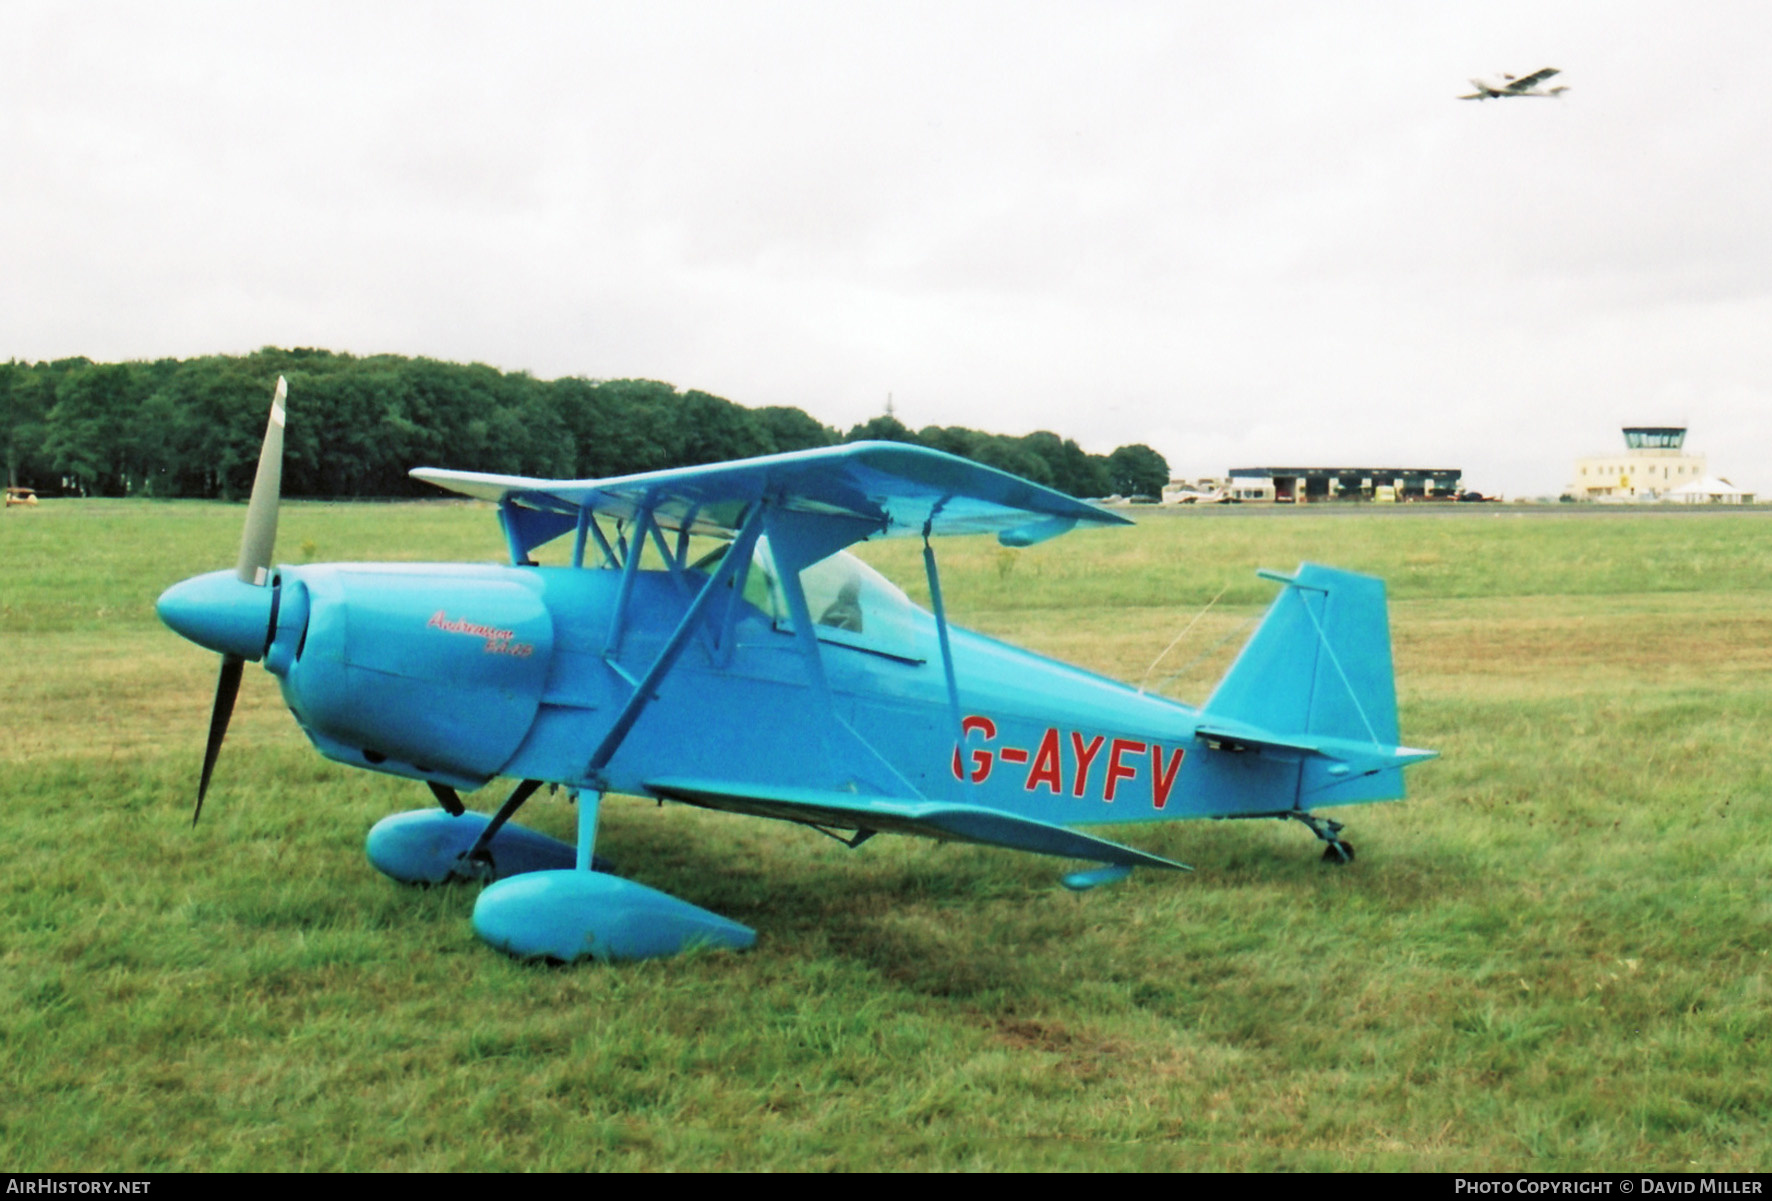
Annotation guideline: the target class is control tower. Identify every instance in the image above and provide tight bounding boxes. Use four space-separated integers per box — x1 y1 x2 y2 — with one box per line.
1569 426 1706 501
1622 426 1688 450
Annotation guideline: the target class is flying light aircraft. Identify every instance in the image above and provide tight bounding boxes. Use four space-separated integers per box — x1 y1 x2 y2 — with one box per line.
157 379 1435 962
1460 68 1567 100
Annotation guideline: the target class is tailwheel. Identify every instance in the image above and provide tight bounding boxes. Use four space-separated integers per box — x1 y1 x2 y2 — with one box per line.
1286 810 1355 865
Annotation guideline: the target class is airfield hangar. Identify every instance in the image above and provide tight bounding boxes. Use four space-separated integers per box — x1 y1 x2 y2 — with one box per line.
1224 466 1464 503
1567 427 1708 502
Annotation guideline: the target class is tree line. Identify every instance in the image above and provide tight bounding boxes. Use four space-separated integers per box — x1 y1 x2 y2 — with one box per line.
0 347 1170 501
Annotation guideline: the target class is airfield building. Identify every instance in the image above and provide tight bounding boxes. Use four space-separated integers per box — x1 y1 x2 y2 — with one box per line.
1226 466 1464 503
1568 427 1707 501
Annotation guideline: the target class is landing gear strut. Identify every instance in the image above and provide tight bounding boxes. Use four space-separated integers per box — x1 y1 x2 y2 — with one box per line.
459 778 544 877
1287 811 1355 864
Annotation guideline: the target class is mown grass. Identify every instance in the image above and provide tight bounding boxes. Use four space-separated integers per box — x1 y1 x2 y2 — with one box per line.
2 500 1769 1170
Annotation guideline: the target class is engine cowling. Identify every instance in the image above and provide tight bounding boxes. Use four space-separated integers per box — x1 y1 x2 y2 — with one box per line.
277 564 555 784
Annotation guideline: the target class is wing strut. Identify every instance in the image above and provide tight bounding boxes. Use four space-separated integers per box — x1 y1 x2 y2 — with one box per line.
921 527 966 757
585 504 766 782
572 507 591 568
646 513 691 595
603 498 654 655
572 506 619 569
499 496 531 565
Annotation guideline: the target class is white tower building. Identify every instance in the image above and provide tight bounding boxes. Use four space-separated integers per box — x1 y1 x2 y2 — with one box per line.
1569 427 1706 501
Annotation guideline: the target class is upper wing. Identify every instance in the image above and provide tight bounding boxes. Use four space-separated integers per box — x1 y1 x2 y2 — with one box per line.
1506 67 1560 91
413 441 1130 548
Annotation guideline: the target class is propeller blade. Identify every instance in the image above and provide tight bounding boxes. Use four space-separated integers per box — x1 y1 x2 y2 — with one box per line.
235 376 287 585
195 653 244 825
193 376 286 822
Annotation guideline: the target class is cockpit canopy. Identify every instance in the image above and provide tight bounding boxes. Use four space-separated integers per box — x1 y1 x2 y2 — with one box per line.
700 538 928 663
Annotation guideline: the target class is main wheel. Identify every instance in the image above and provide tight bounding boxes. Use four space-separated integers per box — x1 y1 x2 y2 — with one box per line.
1322 841 1356 864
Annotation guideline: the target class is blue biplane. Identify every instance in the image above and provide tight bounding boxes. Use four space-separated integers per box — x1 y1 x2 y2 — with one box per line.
158 379 1434 961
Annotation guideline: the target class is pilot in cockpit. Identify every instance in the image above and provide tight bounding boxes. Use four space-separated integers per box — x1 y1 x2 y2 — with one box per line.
817 576 864 632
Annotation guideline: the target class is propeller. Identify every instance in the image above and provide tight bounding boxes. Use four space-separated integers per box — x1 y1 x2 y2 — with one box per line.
188 375 287 825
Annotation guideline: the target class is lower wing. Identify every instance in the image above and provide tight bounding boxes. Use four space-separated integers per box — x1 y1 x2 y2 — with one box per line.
646 777 1191 871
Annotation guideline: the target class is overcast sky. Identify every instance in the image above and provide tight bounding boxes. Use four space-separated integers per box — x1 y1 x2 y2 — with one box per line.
5 1 1770 496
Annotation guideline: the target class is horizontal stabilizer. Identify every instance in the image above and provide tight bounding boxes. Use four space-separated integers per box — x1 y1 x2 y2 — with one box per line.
1197 719 1438 776
646 777 1191 872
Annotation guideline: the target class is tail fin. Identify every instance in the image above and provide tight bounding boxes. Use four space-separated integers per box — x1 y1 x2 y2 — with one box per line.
1201 564 1431 806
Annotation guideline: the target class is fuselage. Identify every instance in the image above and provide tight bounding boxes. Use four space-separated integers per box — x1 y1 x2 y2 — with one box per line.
1464 76 1566 99
189 550 1309 828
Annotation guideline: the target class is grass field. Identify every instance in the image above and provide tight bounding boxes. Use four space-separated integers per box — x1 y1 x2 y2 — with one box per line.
2 500 1769 1171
